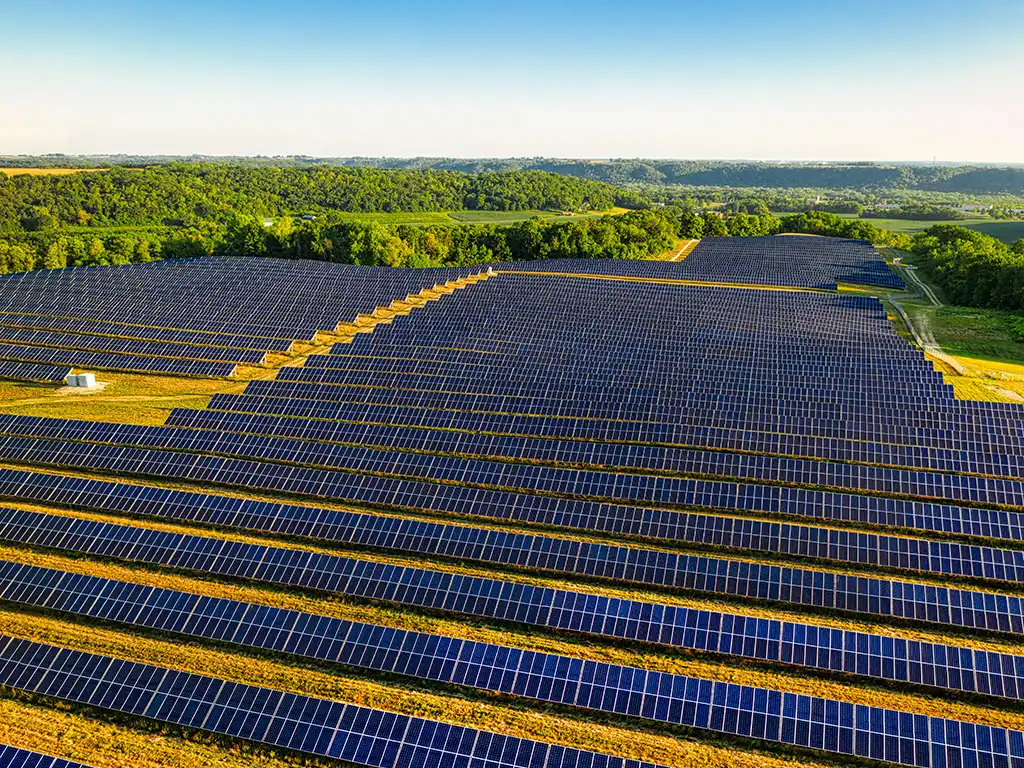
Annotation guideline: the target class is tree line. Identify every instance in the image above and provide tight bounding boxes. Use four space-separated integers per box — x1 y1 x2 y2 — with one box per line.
911 225 1024 312
221 205 793 267
0 205 924 274
7 157 1024 195
0 208 785 272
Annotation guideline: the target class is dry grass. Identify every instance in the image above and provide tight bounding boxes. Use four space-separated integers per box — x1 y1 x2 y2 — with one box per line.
0 168 106 176
0 373 244 425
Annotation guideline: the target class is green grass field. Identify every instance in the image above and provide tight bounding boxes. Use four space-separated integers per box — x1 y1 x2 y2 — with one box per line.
963 220 1024 242
449 210 616 224
834 214 1024 243
326 209 624 226
447 210 545 223
310 211 458 226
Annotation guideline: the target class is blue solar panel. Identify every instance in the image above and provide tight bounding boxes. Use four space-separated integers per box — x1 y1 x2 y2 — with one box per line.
0 634 660 768
0 744 94 768
4 508 1024 701
1 241 1022 768
5 558 1024 767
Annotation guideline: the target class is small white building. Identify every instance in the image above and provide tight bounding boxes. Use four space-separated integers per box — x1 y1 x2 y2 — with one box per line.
66 372 97 388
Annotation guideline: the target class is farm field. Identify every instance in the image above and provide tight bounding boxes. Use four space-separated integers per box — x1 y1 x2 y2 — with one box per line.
318 208 628 226
0 167 106 176
833 213 1024 243
0 240 1023 768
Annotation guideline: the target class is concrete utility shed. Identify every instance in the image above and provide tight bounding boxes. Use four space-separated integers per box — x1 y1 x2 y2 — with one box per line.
66 372 97 388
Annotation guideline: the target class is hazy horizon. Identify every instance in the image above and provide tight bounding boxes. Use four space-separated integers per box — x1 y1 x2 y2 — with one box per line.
4 154 1024 168
3 0 1022 163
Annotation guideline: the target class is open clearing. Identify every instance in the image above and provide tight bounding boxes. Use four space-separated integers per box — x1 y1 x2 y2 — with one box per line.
834 214 1024 243
0 167 106 176
318 209 630 227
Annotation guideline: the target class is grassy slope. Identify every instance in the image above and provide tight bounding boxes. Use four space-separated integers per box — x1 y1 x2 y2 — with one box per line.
857 251 1024 402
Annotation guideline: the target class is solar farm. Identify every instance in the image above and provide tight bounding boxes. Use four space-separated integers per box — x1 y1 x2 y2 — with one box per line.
1 238 1023 768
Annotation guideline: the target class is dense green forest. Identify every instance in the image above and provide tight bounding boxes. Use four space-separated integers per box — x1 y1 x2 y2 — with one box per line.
0 165 636 229
3 162 1021 277
0 208 783 271
0 205 920 272
7 156 1024 195
0 164 847 271
912 226 1024 312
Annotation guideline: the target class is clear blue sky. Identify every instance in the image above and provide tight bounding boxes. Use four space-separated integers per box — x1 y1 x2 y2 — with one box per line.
3 0 1022 161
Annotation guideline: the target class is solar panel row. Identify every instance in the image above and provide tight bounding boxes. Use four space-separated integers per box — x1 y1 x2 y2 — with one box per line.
3 508 1022 702
0 341 237 378
236 378 1024 439
0 360 71 384
213 389 1024 477
174 399 1024 483
488 237 903 291
0 311 296 352
0 745 93 768
0 257 488 340
0 429 1018 554
0 635 655 768
0 242 1018 768
4 559 1023 768
160 407 1024 503
0 327 268 365
0 258 495 380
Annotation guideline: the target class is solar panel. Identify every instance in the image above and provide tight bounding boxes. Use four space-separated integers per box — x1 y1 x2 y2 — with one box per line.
3 508 1024 700
4 557 1024 768
0 745 95 768
0 426 1019 552
2 242 1023 768
0 634 660 768
0 360 71 383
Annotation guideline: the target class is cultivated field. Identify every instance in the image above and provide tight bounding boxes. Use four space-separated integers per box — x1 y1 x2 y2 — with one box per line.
835 214 1024 243
0 167 106 176
319 208 630 226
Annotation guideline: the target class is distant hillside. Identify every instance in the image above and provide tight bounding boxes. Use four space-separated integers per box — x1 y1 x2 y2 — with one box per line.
4 156 1024 195
0 165 636 228
332 160 1024 195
